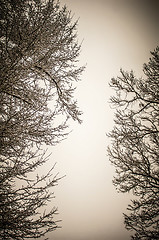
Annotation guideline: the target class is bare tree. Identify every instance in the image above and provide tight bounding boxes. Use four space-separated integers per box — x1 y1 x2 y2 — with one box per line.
0 0 84 239
108 47 159 240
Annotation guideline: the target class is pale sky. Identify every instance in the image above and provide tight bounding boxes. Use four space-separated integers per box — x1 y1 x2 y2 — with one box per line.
43 1 159 240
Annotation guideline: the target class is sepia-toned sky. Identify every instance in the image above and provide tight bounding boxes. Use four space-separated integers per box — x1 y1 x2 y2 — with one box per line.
45 1 159 240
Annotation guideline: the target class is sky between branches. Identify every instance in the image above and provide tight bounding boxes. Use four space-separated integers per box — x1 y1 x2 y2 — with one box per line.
41 1 159 240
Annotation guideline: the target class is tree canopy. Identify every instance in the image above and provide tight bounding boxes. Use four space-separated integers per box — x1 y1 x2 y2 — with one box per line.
108 47 159 240
0 0 84 239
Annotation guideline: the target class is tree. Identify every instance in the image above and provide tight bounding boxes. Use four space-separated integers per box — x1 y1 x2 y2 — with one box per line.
108 47 159 240
0 0 84 239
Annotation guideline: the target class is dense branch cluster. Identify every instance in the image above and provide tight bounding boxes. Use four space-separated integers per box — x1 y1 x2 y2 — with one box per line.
0 0 83 239
108 47 159 240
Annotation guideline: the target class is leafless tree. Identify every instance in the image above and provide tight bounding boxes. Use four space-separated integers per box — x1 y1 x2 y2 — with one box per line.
0 0 84 239
108 47 159 240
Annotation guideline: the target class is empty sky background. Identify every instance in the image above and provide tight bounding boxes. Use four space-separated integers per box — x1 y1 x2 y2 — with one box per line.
43 1 159 240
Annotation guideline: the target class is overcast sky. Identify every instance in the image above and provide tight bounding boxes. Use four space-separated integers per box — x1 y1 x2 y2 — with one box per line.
44 1 159 240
